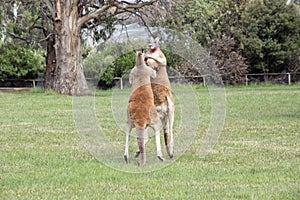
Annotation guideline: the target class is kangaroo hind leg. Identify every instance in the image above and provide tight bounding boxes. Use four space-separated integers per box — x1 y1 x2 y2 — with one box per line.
136 127 146 166
124 122 132 163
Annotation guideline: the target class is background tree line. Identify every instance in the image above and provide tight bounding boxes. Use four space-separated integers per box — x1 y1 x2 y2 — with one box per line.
0 0 160 95
0 0 299 90
164 0 300 84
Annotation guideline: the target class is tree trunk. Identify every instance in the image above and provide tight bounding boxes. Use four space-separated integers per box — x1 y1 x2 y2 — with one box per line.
43 0 157 95
52 0 90 95
44 33 56 90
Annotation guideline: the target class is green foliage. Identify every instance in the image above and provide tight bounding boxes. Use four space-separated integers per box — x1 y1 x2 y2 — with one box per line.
101 51 136 84
0 1 48 80
0 42 44 79
163 0 214 45
166 0 300 76
0 6 3 41
237 0 300 73
84 43 186 86
0 0 49 48
83 41 132 82
83 41 145 85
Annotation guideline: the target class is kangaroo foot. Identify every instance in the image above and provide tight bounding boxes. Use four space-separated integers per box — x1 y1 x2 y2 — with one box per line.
166 146 173 159
135 150 140 158
157 156 164 162
124 155 128 163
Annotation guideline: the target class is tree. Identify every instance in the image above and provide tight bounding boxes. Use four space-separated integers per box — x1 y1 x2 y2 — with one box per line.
83 41 134 88
1 0 168 93
0 0 47 81
0 42 44 79
0 1 48 48
208 34 248 85
165 0 300 78
237 0 300 73
1 0 56 89
162 0 214 45
163 0 249 84
43 0 160 95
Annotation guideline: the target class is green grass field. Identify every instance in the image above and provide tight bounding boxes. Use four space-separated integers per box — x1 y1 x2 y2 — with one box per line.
1 84 299 199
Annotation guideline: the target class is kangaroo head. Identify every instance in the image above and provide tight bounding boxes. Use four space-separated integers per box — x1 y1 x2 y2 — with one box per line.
148 37 160 50
134 49 145 67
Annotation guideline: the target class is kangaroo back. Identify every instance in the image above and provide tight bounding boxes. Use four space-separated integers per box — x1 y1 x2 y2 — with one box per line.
129 50 156 92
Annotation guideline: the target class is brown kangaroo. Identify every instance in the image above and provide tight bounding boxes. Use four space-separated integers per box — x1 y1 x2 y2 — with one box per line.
124 50 164 166
145 37 175 159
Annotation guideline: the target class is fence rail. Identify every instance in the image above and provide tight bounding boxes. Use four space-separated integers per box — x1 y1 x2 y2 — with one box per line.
1 73 300 90
245 73 300 85
0 79 44 88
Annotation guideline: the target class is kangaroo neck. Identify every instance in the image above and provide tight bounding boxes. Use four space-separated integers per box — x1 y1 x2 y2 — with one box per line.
151 66 171 88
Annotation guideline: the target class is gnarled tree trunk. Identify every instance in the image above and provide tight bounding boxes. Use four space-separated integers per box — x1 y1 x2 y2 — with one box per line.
44 33 56 90
43 0 158 95
52 0 90 95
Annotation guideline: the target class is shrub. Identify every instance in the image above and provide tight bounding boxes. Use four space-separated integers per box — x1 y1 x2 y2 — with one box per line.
0 42 44 79
83 41 145 88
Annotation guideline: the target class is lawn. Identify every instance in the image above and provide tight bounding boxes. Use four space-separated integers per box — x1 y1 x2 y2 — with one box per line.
0 84 299 199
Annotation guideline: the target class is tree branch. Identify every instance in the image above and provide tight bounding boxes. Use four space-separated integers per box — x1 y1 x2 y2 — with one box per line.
39 32 55 43
112 0 159 9
78 4 112 28
7 32 29 44
30 25 45 31
115 8 154 37
78 0 159 29
44 0 55 20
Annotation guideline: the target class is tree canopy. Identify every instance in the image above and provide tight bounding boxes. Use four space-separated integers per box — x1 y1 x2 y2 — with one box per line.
237 0 300 73
0 0 299 88
165 0 300 77
0 42 44 79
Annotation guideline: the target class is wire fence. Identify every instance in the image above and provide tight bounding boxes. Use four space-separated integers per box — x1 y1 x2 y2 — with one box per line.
245 73 300 85
1 73 300 90
102 73 300 88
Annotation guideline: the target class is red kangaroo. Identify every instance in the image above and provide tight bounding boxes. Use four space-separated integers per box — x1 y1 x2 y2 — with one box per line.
145 37 175 159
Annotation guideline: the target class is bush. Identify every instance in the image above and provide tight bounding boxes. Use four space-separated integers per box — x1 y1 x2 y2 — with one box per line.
0 42 44 79
83 41 146 88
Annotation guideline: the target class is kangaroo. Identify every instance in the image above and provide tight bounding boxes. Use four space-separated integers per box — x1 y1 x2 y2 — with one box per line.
145 37 175 159
124 49 164 166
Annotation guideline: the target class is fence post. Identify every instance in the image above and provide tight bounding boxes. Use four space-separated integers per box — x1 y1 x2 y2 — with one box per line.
203 76 206 86
287 73 291 85
245 74 248 86
120 77 123 89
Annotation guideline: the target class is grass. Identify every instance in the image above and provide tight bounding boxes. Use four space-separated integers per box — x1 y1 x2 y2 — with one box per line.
0 84 299 199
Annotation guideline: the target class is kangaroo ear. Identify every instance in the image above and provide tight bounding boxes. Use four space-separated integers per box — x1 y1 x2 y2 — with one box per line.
150 37 154 43
141 48 144 53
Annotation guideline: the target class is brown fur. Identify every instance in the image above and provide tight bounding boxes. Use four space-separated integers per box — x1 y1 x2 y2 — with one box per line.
145 44 173 105
145 37 175 158
128 85 157 128
151 83 173 106
124 50 164 166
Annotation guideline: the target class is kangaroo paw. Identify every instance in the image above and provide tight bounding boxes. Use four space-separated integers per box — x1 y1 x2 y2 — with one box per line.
124 155 128 163
157 156 164 162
